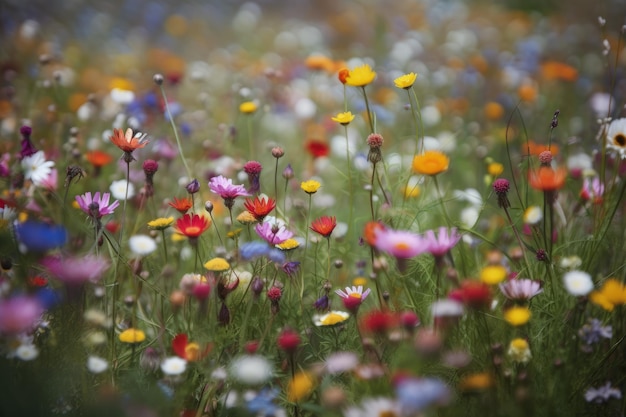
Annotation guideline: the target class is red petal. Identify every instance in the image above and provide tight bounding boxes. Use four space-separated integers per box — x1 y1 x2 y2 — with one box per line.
172 333 188 358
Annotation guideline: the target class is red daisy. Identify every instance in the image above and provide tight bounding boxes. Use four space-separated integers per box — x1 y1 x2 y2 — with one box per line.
175 213 210 239
310 216 337 238
243 196 276 221
169 196 193 214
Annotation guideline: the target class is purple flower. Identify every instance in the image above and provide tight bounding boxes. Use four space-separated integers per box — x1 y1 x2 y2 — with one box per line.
578 318 612 350
41 254 110 285
282 261 301 278
499 278 543 301
584 382 622 403
208 175 250 208
374 228 430 259
0 295 43 335
422 227 461 258
255 222 293 245
395 377 451 414
19 125 37 159
75 192 120 219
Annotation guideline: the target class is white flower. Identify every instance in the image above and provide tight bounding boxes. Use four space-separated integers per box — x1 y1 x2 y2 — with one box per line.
606 118 626 159
15 343 39 361
129 234 157 256
21 151 55 186
229 355 272 385
431 299 464 318
523 206 543 225
110 88 135 105
325 351 359 374
87 356 108 374
110 179 136 200
563 270 594 296
161 356 187 376
344 397 401 417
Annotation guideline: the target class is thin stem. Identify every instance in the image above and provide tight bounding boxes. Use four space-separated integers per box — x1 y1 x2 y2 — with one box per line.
159 84 192 179
502 206 531 272
343 123 354 234
361 86 375 133
300 195 313 310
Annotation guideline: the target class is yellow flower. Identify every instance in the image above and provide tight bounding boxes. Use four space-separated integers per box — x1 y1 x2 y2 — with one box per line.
503 306 531 326
487 162 504 177
288 371 316 402
458 372 493 392
480 265 507 285
147 217 174 230
393 72 417 89
313 311 350 326
204 257 230 272
239 101 257 114
227 229 242 239
403 184 421 198
277 238 300 251
523 206 543 225
352 277 368 286
589 278 626 311
508 338 532 363
301 180 321 194
237 211 257 225
346 64 376 87
119 328 146 344
331 111 355 125
411 151 450 176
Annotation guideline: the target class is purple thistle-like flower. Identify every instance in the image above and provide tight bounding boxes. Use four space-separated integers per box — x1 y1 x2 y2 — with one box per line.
208 175 250 208
313 294 329 311
422 227 461 258
499 278 543 301
19 125 38 159
255 222 293 245
41 254 110 285
75 192 120 219
243 161 262 194
282 261 301 278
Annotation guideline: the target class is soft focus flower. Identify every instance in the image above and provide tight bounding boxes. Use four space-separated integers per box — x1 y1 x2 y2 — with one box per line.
528 167 567 191
87 356 109 374
175 214 210 239
229 355 273 385
373 228 429 259
204 257 230 272
109 128 149 154
331 111 355 125
422 227 461 259
276 238 299 251
41 254 109 285
15 343 39 361
21 151 55 186
580 177 604 203
109 179 136 200
75 192 120 219
412 151 449 176
313 310 350 326
523 205 543 225
499 279 543 301
578 318 612 349
563 270 594 296
148 217 174 230
244 196 276 221
335 285 371 312
503 306 531 326
119 328 146 343
360 309 398 334
345 64 376 87
86 150 114 169
394 72 417 89
458 373 494 392
584 382 622 403
161 356 187 376
255 221 293 245
239 101 257 114
449 281 492 309
172 333 207 362
344 398 401 417
305 139 330 159
168 196 193 214
310 216 337 238
480 265 507 285
325 351 360 374
589 278 626 311
129 234 158 256
606 118 626 159
15 221 67 252
430 299 464 319
287 371 315 402
395 377 450 414
507 338 532 363
0 296 43 335
301 179 321 194
277 328 301 353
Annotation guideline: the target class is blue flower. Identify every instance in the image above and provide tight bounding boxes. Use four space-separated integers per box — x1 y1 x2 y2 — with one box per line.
267 248 286 264
240 241 270 261
396 377 450 414
246 388 283 417
15 221 67 252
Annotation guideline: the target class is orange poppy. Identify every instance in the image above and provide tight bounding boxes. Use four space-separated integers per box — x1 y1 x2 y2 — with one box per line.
528 167 567 191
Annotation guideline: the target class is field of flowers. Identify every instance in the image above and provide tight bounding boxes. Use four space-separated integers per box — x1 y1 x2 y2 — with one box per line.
1 0 626 416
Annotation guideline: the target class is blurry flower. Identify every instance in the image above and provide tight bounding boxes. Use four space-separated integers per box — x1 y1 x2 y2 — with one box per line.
87 356 109 374
172 333 207 362
185 178 200 194
344 398 400 417
458 373 494 392
301 179 321 194
395 377 450 414
584 382 622 403
578 318 612 349
394 72 417 89
508 338 532 363
129 235 157 256
21 151 55 186
523 206 543 225
243 161 263 194
277 328 301 353
86 150 114 170
331 111 355 125
175 214 210 239
430 299 464 319
15 221 67 252
161 356 187 376
360 309 397 334
313 310 350 327
75 192 119 219
109 128 149 155
239 101 257 114
148 217 174 230
499 279 543 301
0 295 43 334
606 118 626 159
423 227 461 259
288 371 315 402
119 328 146 343
204 257 230 272
589 278 626 311
580 177 604 203
492 178 510 208
325 351 359 374
373 227 429 259
449 281 492 309
230 355 273 385
19 125 37 159
237 211 258 225
109 179 135 200
15 343 39 361
168 196 193 214
305 139 330 158
41 254 109 285
480 265 507 285
335 285 371 313
276 238 299 251
412 151 449 176
209 175 250 208
247 388 284 417
559 255 582 270
346 64 376 87
310 216 337 238
244 196 276 221
503 306 531 326
563 270 593 296
240 241 270 261
281 261 300 278
528 167 567 191
255 221 293 245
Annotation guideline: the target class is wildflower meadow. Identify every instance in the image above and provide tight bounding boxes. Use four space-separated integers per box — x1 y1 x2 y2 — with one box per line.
1 0 626 416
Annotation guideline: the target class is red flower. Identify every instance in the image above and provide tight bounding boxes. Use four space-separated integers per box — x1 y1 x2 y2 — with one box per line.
449 280 492 309
109 128 149 154
172 333 210 362
85 150 114 168
175 214 210 238
277 328 301 353
528 167 567 191
244 196 276 221
305 139 330 158
360 309 398 334
169 196 193 214
310 216 337 238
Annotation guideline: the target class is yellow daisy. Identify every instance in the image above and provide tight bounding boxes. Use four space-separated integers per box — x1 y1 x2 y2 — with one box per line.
239 101 257 114
393 72 417 89
204 257 230 272
301 180 321 194
331 111 355 125
346 64 376 87
147 216 174 230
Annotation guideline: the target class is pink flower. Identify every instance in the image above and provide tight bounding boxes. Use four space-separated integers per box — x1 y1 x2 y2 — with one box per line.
374 228 429 259
499 278 543 301
335 285 371 312
0 296 43 335
255 221 293 245
41 254 110 285
208 175 250 208
580 177 604 204
75 192 120 219
422 227 461 258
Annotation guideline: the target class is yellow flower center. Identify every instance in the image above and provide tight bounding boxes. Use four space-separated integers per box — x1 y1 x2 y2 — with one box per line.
321 313 346 325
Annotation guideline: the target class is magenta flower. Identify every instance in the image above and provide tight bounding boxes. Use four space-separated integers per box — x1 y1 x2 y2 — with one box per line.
335 285 371 312
0 296 43 335
41 254 110 285
499 278 543 301
422 227 461 258
255 221 293 245
374 228 430 259
75 192 120 219
208 175 250 209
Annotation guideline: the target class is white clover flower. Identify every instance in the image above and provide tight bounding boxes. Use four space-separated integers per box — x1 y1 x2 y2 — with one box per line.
110 179 135 200
129 234 157 257
161 356 187 376
229 355 272 385
563 270 594 296
87 356 108 374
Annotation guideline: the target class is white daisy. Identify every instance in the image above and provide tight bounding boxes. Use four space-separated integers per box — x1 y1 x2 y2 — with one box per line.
109 179 136 200
21 151 55 186
606 118 626 159
129 234 157 257
563 270 594 296
87 356 108 374
15 343 39 361
161 356 187 376
229 355 272 385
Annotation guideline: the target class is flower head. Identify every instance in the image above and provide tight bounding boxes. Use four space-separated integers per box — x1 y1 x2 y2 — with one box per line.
499 278 543 301
239 101 257 114
503 306 531 326
563 270 594 296
229 355 273 385
412 151 449 176
374 227 429 259
0 295 43 335
204 257 230 272
345 64 376 87
508 338 532 363
161 356 187 376
301 179 321 194
209 175 250 207
168 196 193 214
148 216 174 230
175 214 210 239
606 117 626 159
255 221 293 245
244 196 276 222
584 382 622 403
75 192 120 219
529 167 567 191
41 254 110 285
331 111 355 125
288 371 315 402
313 310 350 327
129 234 158 256
589 278 626 311
109 179 135 200
172 333 207 362
394 72 418 89
335 285 371 312
86 150 114 168
310 216 337 238
119 328 146 343
422 227 461 259
21 151 55 186
492 178 510 208
109 128 149 154
15 221 67 252
480 265 508 285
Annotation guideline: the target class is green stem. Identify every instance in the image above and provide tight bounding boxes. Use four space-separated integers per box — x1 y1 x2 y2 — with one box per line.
361 86 375 133
159 84 192 179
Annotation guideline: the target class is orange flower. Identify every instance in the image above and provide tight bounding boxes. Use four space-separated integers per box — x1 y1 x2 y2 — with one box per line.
175 213 210 238
540 61 578 82
169 197 193 214
310 216 337 238
85 150 114 168
304 55 335 72
109 128 149 154
243 196 276 222
528 167 567 191
412 151 450 176
172 333 211 362
527 140 559 156
363 221 385 246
